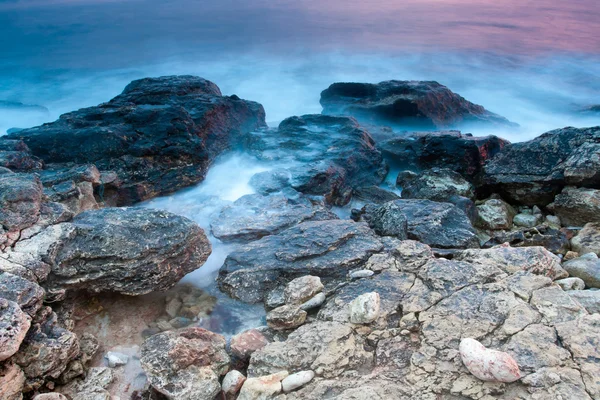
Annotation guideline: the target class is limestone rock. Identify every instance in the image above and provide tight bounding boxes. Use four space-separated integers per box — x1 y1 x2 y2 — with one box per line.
556 277 586 291
349 292 380 324
8 76 266 205
0 298 31 361
475 198 516 230
104 351 129 368
14 309 80 388
0 272 45 317
551 186 600 226
571 222 600 255
222 370 246 399
17 207 211 295
479 126 600 205
562 253 600 288
266 305 307 331
0 173 43 233
284 276 324 305
321 81 515 130
365 199 478 248
459 338 521 382
242 114 387 205
140 327 230 400
379 130 508 179
230 329 269 360
398 167 474 201
211 193 336 242
513 213 543 228
455 245 567 280
568 290 600 313
282 370 315 393
238 371 289 400
248 321 371 379
218 220 382 303
556 315 600 398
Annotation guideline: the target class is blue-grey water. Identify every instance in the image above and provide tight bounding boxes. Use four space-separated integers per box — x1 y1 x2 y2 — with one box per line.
1 0 599 138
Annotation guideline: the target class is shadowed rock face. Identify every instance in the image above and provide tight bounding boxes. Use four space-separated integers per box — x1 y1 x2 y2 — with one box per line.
14 207 211 296
218 220 383 303
243 114 387 205
479 126 600 205
6 75 266 205
379 131 508 180
320 80 516 130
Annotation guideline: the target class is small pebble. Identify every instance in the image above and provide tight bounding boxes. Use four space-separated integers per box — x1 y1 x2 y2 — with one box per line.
282 370 315 393
349 269 375 279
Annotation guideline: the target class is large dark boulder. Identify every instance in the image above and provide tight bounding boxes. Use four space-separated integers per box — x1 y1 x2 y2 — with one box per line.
320 81 516 130
6 76 266 205
479 126 600 206
218 220 383 303
14 207 211 296
379 131 508 180
243 114 388 205
364 199 479 249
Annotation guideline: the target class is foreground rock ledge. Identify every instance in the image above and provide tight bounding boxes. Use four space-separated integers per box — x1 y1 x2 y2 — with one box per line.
15 207 211 295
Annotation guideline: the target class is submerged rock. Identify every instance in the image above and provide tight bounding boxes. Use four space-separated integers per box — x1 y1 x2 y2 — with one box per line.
16 207 211 295
379 131 508 179
320 80 515 129
218 220 382 303
242 114 387 205
140 327 230 400
6 76 266 205
479 126 600 205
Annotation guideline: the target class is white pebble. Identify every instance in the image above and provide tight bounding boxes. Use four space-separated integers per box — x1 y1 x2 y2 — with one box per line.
282 370 315 393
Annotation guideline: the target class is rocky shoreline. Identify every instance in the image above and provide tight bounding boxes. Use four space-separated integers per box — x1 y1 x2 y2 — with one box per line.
1 76 599 400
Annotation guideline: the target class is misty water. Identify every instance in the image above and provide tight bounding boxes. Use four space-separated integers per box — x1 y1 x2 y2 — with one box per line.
2 0 600 395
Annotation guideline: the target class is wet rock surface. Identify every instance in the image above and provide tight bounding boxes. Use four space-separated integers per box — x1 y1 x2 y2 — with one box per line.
5 76 266 205
379 130 508 179
320 80 515 129
480 126 600 205
364 199 479 248
243 114 387 205
17 207 211 295
218 220 383 303
211 191 336 242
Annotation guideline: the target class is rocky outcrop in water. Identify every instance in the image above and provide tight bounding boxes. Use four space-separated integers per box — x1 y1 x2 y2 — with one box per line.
6 76 266 205
379 131 508 179
479 126 600 205
243 114 387 205
320 80 516 129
